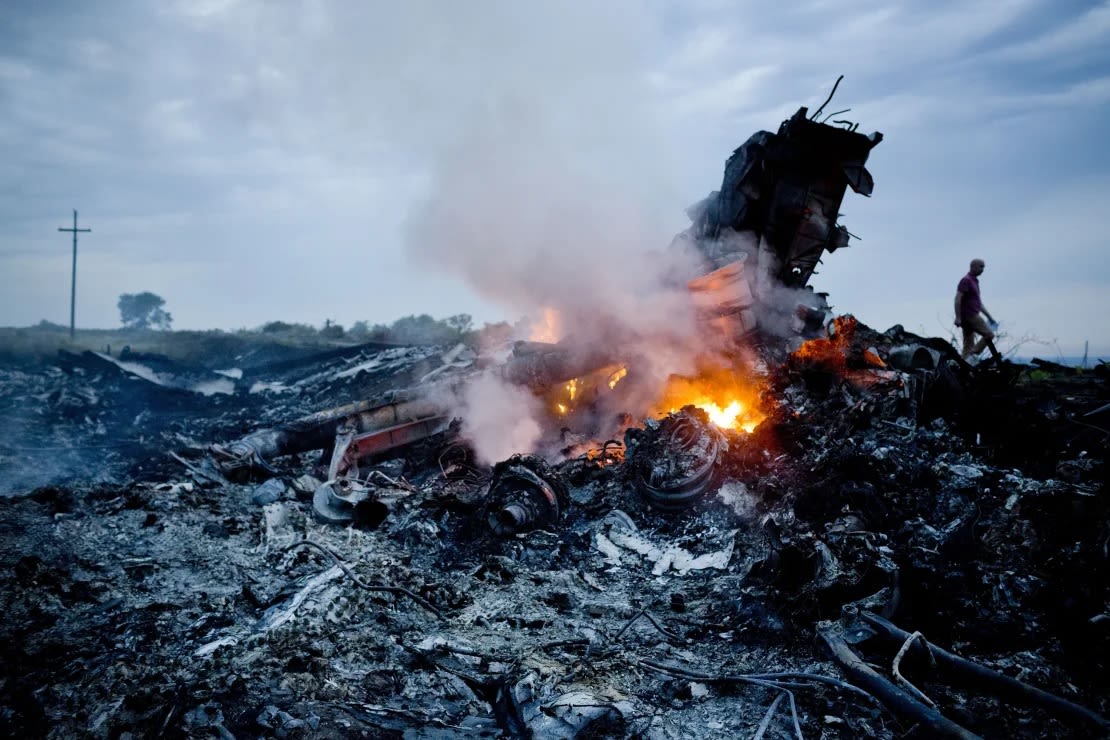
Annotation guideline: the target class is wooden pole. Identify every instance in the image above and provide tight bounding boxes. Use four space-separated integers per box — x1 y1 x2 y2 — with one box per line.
58 209 91 340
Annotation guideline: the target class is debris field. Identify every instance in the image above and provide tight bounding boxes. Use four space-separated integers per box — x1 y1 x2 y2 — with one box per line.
1 325 1107 739
2 96 1108 739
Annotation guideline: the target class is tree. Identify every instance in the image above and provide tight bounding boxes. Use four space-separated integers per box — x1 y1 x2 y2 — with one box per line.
389 314 456 344
118 292 173 330
348 320 371 339
444 314 473 334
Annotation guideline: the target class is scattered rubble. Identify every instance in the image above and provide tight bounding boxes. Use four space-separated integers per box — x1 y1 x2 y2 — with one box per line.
2 95 1107 739
3 318 1105 739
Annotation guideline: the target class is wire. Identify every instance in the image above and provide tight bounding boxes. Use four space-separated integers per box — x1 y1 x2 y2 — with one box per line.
284 539 443 619
811 75 845 121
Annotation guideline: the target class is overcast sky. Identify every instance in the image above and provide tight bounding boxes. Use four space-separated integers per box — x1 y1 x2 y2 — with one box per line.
1 0 1107 356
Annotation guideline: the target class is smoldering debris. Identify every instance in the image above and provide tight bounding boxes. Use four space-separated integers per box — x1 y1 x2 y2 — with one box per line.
1 100 1108 739
2 318 1106 739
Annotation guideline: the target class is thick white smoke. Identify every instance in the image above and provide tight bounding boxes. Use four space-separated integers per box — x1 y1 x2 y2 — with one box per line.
187 1 718 460
391 3 715 458
431 372 544 466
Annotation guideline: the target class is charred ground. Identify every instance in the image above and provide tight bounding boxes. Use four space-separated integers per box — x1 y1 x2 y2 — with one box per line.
0 323 1107 739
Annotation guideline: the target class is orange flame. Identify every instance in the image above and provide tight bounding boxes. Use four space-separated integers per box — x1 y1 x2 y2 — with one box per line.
651 363 765 433
551 377 582 416
586 444 625 466
791 315 857 370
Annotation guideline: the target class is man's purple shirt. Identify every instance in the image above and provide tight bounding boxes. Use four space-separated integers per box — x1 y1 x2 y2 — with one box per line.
957 273 982 320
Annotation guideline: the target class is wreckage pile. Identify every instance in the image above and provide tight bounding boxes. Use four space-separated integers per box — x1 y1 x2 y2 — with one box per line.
2 95 1108 738
1 323 1107 739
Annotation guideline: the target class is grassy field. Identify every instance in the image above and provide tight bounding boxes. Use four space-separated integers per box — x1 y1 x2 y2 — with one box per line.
0 324 362 367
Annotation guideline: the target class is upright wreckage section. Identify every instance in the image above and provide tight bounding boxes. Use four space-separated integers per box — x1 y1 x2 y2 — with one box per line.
676 91 881 343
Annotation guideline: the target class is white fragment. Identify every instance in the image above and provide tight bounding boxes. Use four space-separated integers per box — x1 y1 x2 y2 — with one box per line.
594 533 623 566
194 634 239 657
608 530 736 576
948 464 983 479
716 481 757 518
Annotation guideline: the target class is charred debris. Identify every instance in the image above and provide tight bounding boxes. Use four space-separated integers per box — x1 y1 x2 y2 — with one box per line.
2 90 1108 739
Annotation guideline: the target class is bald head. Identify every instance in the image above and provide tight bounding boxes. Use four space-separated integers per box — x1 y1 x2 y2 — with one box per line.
970 258 985 276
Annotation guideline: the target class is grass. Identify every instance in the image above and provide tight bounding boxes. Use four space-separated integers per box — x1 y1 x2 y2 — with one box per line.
0 324 363 367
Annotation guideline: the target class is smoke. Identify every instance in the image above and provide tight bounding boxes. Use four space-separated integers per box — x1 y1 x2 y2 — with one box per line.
391 3 715 458
401 49 697 335
692 228 831 341
171 1 712 461
430 372 544 466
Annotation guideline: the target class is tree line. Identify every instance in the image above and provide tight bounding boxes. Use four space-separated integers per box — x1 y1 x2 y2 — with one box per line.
114 292 494 346
258 313 476 345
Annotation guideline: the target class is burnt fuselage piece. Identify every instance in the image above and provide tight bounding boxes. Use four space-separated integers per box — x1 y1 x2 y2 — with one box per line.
692 107 882 289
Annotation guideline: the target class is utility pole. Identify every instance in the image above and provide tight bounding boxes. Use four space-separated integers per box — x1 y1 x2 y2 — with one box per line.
58 209 91 340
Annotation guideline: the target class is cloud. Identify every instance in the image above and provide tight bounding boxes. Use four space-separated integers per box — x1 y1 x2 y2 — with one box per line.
0 0 1106 356
988 0 1110 63
148 99 204 143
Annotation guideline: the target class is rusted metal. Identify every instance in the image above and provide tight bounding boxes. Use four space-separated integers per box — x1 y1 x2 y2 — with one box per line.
326 416 450 481
213 390 448 482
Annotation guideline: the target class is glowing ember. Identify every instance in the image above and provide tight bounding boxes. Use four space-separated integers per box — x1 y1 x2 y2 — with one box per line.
528 308 562 343
608 367 628 389
586 443 625 466
549 377 583 417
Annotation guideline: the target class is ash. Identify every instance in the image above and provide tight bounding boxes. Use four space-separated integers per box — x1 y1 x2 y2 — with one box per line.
1 327 1107 740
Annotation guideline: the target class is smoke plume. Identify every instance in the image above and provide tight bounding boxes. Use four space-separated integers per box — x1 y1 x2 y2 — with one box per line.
394 3 714 458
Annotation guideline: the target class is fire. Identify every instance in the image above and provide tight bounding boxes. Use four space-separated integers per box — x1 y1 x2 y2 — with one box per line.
539 360 763 435
702 400 744 429
548 365 625 419
791 315 857 370
529 308 562 343
586 444 625 466
651 363 765 433
552 377 581 416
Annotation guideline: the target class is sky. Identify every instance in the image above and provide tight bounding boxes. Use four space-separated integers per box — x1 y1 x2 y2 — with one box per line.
1 0 1108 357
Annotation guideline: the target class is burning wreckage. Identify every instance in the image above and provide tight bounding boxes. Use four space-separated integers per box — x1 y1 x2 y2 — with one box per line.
2 98 1109 739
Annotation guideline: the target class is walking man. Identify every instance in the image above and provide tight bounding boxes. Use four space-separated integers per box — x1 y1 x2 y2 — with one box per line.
954 258 998 362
